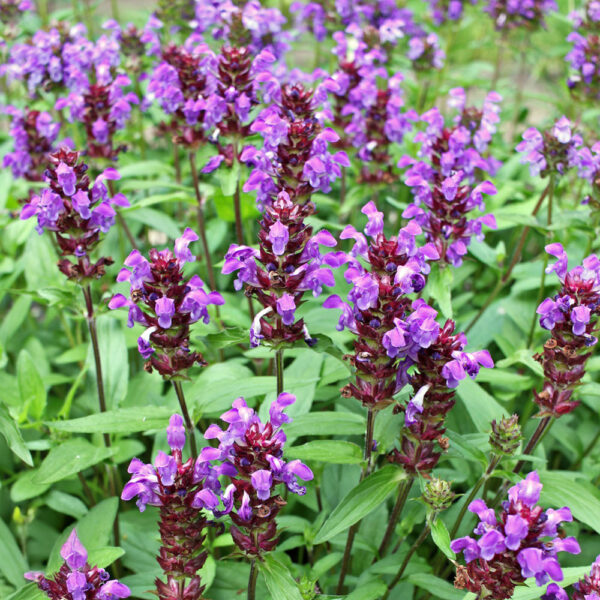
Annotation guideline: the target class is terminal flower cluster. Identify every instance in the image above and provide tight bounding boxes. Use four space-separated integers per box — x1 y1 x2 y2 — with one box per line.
484 0 558 31
3 106 61 182
428 0 477 25
194 0 290 59
324 201 439 409
517 116 583 178
56 73 139 160
20 148 129 281
451 471 580 600
241 83 349 207
566 2 600 101
200 393 313 556
321 38 417 183
109 228 224 378
400 89 501 266
25 530 130 600
1 23 120 96
391 307 493 473
199 44 279 173
534 243 600 417
122 415 220 600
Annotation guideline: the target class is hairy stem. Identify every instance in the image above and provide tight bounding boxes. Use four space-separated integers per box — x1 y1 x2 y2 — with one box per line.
107 180 138 251
275 348 284 395
466 182 551 333
335 407 378 593
527 177 555 347
450 455 501 539
81 284 121 551
247 559 258 600
172 380 198 457
189 151 218 293
383 523 432 600
574 428 600 470
377 476 414 559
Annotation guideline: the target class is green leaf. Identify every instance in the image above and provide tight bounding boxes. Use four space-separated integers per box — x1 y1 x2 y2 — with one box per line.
33 438 115 485
17 350 46 421
213 187 259 222
455 378 505 433
88 546 125 569
217 161 241 197
430 517 455 561
0 405 33 465
347 580 387 600
6 584 46 600
427 266 453 319
287 440 363 464
0 517 28 587
203 326 250 349
47 407 173 434
0 295 32 346
446 430 488 467
259 555 303 600
284 411 366 440
45 490 88 519
314 465 405 544
117 160 174 178
47 498 119 573
11 469 50 502
93 317 129 410
539 471 600 535
409 573 464 600
190 374 277 415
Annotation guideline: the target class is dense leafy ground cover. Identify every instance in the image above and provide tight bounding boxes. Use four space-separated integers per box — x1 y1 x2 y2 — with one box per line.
2 1 600 599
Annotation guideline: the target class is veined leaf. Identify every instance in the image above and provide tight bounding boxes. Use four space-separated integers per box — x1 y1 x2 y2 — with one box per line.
314 465 405 544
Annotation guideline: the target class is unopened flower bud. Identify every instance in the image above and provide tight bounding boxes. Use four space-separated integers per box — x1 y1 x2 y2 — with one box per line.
489 414 522 456
422 477 455 512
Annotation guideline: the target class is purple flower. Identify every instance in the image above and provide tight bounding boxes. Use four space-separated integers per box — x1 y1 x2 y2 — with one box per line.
174 228 198 263
451 470 579 598
97 581 131 600
155 296 175 329
60 529 88 570
362 201 384 237
508 471 542 506
517 548 564 586
450 536 480 562
276 294 296 326
167 414 186 451
268 220 289 255
269 392 295 428
504 514 529 550
251 470 273 501
66 571 87 600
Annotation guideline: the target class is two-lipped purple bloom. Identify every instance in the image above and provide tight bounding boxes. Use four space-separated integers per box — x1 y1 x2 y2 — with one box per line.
451 471 580 590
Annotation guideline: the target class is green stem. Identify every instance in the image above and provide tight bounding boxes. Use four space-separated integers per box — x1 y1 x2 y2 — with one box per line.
466 182 551 333
247 559 258 600
491 32 506 90
449 455 501 539
527 177 555 348
377 476 414 559
110 0 120 21
335 406 378 594
275 348 284 396
189 151 218 293
81 284 121 553
382 523 432 600
172 380 198 457
574 428 600 470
